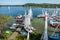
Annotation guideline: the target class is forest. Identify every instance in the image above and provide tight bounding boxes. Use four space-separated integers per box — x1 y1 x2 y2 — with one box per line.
23 3 60 8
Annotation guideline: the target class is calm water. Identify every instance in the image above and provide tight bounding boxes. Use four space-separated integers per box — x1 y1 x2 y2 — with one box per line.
0 6 60 17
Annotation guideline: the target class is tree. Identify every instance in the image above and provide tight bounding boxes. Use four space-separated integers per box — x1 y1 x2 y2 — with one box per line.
0 14 12 39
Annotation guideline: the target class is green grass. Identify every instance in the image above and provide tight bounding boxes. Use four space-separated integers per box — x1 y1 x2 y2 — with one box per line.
32 18 45 34
3 18 60 40
32 18 60 36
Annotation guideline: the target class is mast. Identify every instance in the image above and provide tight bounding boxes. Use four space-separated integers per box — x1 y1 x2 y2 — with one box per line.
52 7 58 16
44 11 48 40
42 10 44 15
55 7 58 16
28 7 32 19
8 6 10 13
25 10 27 18
27 15 31 26
27 31 29 40
24 10 27 27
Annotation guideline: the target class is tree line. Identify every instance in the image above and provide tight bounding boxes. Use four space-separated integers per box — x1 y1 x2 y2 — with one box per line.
23 3 60 8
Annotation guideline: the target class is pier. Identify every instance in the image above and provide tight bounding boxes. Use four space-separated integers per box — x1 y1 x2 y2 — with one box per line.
8 28 21 40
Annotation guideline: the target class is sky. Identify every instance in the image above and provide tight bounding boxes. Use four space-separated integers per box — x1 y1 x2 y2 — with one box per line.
0 0 60 5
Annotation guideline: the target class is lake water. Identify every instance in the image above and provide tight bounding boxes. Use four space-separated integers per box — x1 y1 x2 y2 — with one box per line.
0 6 60 17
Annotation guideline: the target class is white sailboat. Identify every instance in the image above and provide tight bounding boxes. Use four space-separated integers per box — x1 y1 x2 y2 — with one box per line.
41 11 48 40
24 11 32 40
24 12 33 33
49 7 60 26
24 10 35 40
50 18 60 26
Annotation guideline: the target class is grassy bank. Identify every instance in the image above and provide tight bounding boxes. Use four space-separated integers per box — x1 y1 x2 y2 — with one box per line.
3 18 60 40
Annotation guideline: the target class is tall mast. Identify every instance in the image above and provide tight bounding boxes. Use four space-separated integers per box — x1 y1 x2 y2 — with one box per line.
28 7 32 19
24 10 27 27
44 11 48 40
27 31 29 40
55 7 58 16
52 7 58 16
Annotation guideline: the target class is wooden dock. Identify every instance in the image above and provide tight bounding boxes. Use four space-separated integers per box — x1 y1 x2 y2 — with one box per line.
8 28 21 40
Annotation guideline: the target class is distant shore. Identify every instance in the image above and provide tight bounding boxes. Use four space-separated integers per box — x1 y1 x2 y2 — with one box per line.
23 3 60 8
0 3 60 8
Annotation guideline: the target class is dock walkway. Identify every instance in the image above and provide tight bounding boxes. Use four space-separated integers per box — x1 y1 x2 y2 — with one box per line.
8 28 21 40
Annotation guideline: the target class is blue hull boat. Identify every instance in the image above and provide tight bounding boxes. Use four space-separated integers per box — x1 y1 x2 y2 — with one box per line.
49 33 60 40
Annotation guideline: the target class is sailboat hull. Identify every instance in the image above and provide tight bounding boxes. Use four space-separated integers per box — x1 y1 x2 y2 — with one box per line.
49 34 60 40
37 15 45 18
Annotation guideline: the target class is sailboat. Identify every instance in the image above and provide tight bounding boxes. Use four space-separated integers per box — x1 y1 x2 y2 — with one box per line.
24 11 34 33
50 18 60 27
41 11 48 40
24 10 35 40
49 7 60 27
16 14 23 22
51 7 60 20
37 10 45 18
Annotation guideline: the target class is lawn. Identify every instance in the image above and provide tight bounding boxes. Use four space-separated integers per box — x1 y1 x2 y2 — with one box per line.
31 18 59 36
